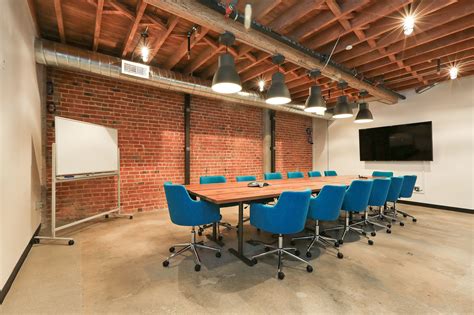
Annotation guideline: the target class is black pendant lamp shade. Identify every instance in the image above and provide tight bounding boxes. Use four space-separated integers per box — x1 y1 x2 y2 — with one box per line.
266 71 291 105
304 86 326 113
212 52 242 94
354 102 374 123
333 95 353 119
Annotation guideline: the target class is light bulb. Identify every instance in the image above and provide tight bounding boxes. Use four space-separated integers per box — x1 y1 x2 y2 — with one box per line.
258 80 265 92
403 15 415 36
449 66 458 80
140 45 150 63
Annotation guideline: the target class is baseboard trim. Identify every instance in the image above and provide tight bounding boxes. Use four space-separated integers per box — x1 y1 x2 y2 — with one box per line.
398 200 473 214
0 224 41 304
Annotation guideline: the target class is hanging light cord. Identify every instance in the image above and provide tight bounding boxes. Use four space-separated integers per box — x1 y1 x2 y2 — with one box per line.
322 35 341 71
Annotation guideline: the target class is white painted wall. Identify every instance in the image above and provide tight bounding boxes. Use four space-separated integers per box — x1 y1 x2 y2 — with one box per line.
0 0 43 289
314 76 474 210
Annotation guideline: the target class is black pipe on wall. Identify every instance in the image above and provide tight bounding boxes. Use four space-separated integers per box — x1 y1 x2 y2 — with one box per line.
184 94 191 184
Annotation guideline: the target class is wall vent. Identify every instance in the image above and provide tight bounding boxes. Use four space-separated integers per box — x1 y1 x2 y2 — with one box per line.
121 60 150 79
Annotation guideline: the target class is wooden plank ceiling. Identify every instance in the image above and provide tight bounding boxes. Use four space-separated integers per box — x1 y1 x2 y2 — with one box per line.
31 0 474 105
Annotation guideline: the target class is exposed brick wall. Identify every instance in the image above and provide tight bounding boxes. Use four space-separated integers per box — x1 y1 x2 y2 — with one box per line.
275 111 313 177
45 68 268 221
190 96 263 183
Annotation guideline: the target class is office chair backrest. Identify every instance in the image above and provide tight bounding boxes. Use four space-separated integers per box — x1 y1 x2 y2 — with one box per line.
308 170 322 177
386 176 404 203
342 180 373 212
324 170 338 176
164 182 194 226
368 178 391 207
308 185 346 221
236 175 257 182
273 190 312 234
200 175 226 184
372 171 394 177
264 172 283 180
287 171 304 179
400 175 417 198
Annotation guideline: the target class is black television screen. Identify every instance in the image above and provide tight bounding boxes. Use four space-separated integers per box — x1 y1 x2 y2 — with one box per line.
359 122 433 161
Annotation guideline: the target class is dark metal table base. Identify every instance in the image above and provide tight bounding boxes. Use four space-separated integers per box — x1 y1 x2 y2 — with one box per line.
228 202 255 266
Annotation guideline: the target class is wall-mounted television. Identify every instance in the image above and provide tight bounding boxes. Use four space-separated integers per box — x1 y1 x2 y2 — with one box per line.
359 121 433 161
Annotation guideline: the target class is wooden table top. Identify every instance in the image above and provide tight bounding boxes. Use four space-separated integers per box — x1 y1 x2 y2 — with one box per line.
186 175 371 205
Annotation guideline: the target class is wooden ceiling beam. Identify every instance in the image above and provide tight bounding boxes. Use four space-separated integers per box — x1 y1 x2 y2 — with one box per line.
252 0 282 20
391 68 474 91
183 44 223 74
288 0 369 41
92 0 105 51
121 1 147 58
144 0 401 104
267 0 325 32
146 15 179 64
304 0 412 49
108 0 135 20
363 39 474 80
53 0 66 43
162 26 209 70
357 31 474 74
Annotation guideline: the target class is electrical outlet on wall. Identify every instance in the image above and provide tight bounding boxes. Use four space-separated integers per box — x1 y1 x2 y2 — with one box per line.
414 186 424 194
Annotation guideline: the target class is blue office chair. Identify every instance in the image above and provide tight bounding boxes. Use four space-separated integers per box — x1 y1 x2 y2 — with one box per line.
250 190 312 280
162 182 221 271
372 171 394 177
264 172 283 180
324 180 374 245
308 171 322 177
356 178 392 234
383 176 405 227
291 185 346 259
198 175 233 237
236 175 257 182
287 171 304 179
324 170 338 176
396 175 418 222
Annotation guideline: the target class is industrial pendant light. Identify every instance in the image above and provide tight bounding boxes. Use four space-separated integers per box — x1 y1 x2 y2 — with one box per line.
266 54 291 105
332 81 353 119
304 70 326 114
354 90 373 123
212 32 242 94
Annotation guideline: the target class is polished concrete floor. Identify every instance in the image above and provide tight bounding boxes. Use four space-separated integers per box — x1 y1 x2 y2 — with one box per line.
1 204 473 314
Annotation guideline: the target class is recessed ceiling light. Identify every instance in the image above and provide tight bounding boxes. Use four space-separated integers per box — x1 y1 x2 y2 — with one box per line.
345 45 353 51
403 14 415 36
449 66 458 80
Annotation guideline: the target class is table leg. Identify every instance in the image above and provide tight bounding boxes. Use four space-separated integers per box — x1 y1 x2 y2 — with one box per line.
229 201 255 266
206 222 225 246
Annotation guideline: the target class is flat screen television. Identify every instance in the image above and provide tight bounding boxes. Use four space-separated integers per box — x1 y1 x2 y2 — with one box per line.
359 121 433 161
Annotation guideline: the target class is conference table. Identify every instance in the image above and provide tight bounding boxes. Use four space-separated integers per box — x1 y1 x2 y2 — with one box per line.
186 175 369 266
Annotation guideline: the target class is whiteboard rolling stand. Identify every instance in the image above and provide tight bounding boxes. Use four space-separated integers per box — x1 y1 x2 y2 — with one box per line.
35 145 132 245
35 117 133 245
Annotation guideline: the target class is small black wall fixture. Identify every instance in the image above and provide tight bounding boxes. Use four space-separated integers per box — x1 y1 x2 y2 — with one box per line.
184 94 191 185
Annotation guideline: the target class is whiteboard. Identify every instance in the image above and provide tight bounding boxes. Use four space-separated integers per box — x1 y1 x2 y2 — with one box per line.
55 117 118 176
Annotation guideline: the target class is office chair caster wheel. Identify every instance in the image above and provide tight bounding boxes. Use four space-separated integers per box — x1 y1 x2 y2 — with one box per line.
306 251 312 258
392 219 396 222
361 231 366 236
169 247 175 253
412 218 417 222
105 214 109 219
198 231 203 236
194 264 201 272
278 272 285 280
337 252 344 259
217 235 223 241
294 250 301 256
334 242 339 248
403 214 407 218
400 222 405 227
162 260 169 267
290 240 296 245
264 247 270 252
371 232 376 237
306 265 313 273
386 229 391 234
368 240 374 245
68 240 75 246
338 239 343 245
129 215 133 219
251 258 257 265
215 252 221 258
387 224 392 228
